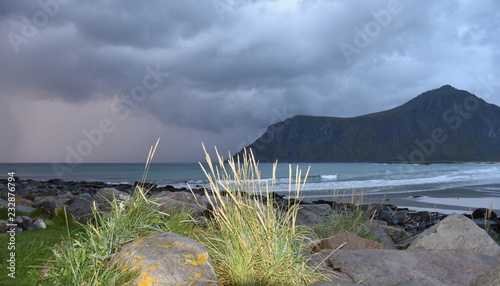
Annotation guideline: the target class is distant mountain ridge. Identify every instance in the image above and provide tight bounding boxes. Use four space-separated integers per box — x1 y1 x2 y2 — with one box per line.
237 85 500 162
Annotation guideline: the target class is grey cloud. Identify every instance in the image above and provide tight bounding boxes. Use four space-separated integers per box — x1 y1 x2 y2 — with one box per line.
2 0 500 162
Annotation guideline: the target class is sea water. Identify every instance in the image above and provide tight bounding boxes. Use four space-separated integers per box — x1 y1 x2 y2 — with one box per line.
1 162 500 200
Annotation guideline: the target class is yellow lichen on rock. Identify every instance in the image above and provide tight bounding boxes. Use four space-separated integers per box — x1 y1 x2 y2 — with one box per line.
137 272 154 286
183 254 208 266
111 232 219 285
194 254 207 265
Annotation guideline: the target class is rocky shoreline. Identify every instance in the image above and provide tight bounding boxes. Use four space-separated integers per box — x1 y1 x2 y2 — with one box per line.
1 178 498 234
1 178 500 285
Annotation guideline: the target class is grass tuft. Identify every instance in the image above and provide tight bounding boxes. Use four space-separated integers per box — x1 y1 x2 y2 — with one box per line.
316 191 376 241
39 139 179 285
198 145 323 285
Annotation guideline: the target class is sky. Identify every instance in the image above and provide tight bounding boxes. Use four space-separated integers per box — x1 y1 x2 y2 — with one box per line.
1 0 500 163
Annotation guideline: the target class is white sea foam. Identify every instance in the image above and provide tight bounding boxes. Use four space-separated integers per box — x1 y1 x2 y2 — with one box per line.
267 165 500 195
320 174 338 180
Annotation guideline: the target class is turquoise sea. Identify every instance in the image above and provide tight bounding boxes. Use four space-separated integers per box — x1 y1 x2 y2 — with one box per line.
1 162 500 199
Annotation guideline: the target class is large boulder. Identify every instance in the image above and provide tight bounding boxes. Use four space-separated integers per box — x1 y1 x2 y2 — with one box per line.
296 204 333 229
380 225 409 244
314 249 499 286
151 191 206 216
309 281 357 286
362 220 396 249
309 280 428 286
471 208 497 220
312 232 383 252
471 260 500 286
33 191 75 205
65 198 99 221
407 213 500 256
19 216 37 230
0 197 35 214
301 204 333 217
296 209 324 229
16 204 36 214
111 232 219 285
37 200 64 216
95 188 130 202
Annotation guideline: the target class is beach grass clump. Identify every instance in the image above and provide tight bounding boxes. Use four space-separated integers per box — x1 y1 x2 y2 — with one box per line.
41 189 163 284
198 146 323 286
316 192 376 240
39 139 199 285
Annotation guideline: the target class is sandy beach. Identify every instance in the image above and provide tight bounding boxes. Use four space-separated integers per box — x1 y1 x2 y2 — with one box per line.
359 184 500 215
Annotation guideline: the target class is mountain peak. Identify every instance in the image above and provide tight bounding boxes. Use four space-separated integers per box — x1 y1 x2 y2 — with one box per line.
238 86 500 162
438 84 457 90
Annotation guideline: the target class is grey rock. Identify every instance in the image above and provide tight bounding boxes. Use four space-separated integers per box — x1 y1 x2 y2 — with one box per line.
152 191 206 216
95 188 129 202
37 200 63 216
312 232 383 252
381 225 409 244
392 209 410 223
21 182 35 192
409 210 432 222
66 198 99 221
47 178 64 185
301 204 333 217
296 209 324 229
404 224 418 235
391 281 430 286
471 260 500 286
28 180 42 188
158 198 206 216
361 204 396 225
309 281 357 286
306 251 354 283
21 219 37 230
471 208 497 220
34 218 46 229
0 198 35 214
0 198 7 208
324 249 499 286
362 220 396 249
34 192 75 205
407 213 500 256
0 220 8 233
16 204 35 214
111 232 219 285
152 191 203 204
14 216 23 224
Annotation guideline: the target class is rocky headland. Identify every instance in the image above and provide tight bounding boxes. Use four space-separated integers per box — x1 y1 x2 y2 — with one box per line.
238 85 500 163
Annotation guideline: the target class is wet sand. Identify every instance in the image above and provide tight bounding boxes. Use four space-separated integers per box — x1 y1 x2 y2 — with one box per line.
358 185 500 215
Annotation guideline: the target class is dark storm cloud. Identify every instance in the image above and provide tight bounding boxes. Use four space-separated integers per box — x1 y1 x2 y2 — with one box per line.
1 0 500 162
